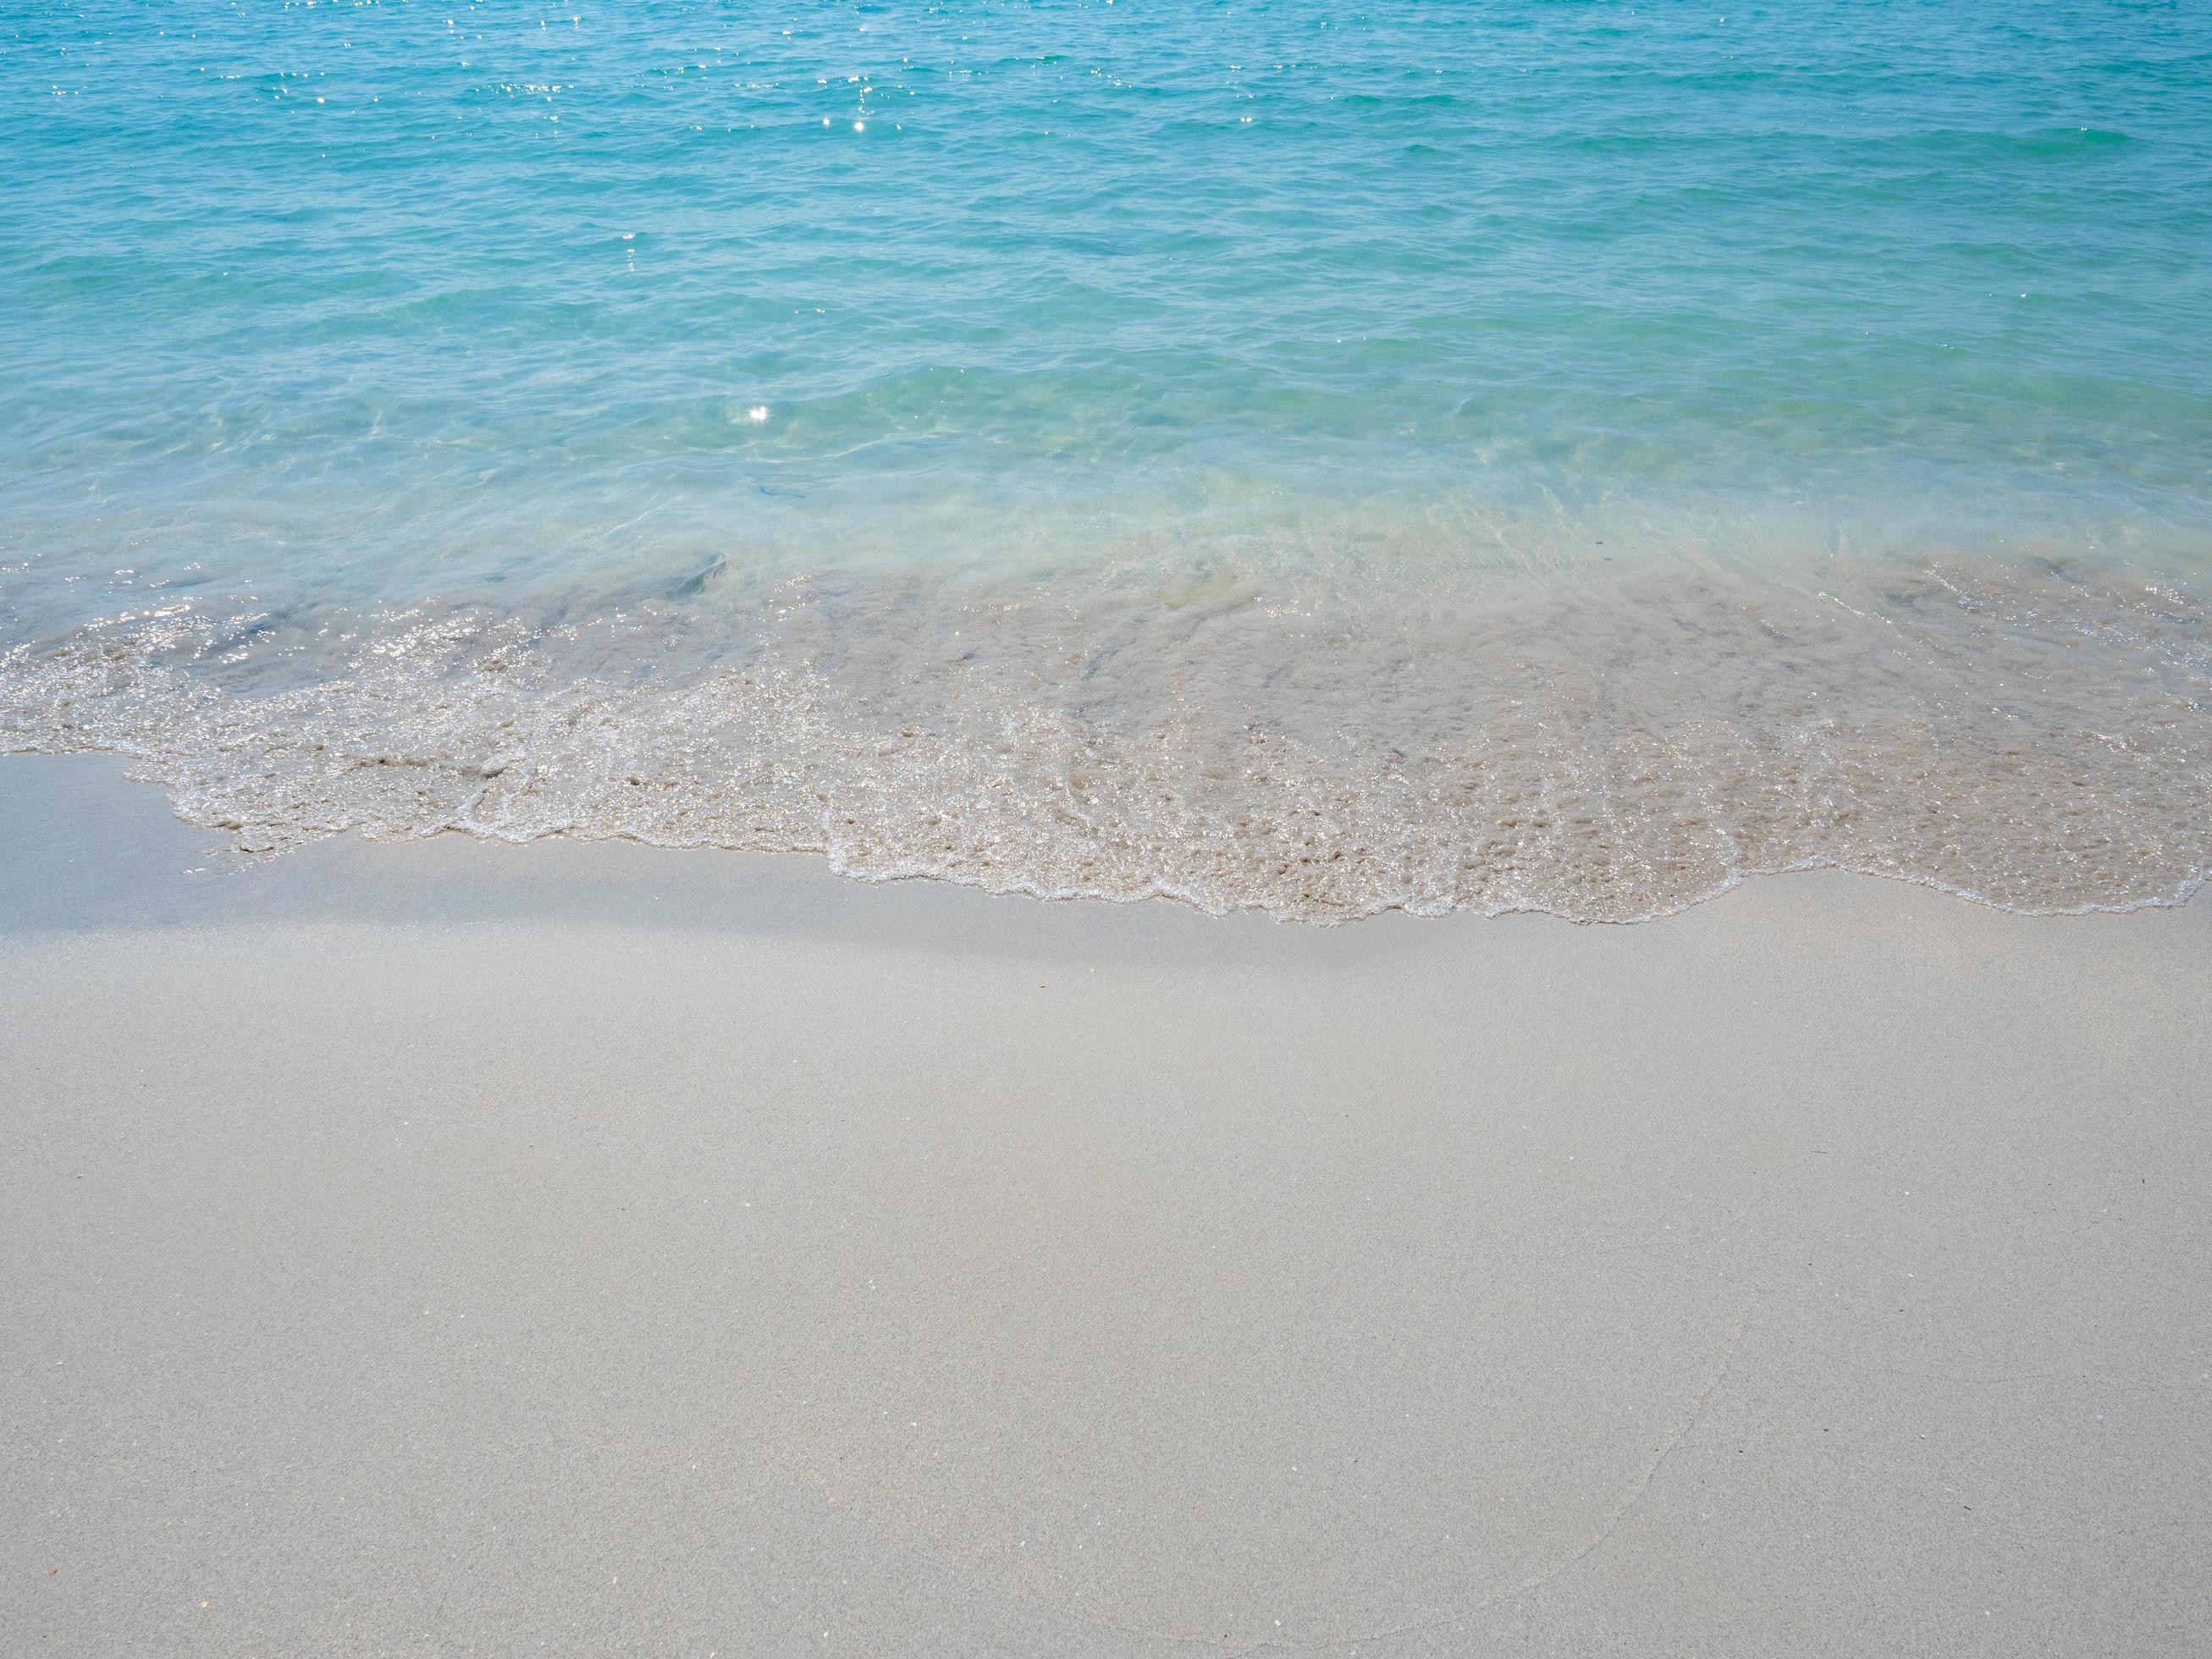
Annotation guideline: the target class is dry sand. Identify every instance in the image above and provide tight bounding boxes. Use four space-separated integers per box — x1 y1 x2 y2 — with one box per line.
3 752 2209 1656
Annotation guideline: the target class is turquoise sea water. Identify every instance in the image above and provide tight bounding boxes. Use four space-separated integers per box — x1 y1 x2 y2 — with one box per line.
3 1 2209 918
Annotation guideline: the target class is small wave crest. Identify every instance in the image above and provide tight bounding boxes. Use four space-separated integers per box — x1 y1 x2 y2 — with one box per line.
3 549 2207 922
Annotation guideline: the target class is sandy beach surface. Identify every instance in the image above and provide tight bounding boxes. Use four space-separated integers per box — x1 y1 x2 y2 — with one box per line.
3 752 2209 1656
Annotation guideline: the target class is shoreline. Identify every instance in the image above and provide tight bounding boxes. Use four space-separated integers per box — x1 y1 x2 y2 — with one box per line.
5 746 2207 938
10 540 2209 926
5 752 2210 1654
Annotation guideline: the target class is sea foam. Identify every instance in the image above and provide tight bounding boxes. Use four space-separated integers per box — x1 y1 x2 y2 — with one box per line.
8 543 2205 923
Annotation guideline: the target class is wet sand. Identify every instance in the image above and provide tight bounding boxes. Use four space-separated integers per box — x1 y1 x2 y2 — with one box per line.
3 752 2209 1656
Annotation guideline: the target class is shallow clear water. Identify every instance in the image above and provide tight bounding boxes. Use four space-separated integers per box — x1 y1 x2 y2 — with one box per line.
4 1 2209 918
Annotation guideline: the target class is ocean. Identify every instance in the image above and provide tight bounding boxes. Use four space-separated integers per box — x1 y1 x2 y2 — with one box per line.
3 0 2209 919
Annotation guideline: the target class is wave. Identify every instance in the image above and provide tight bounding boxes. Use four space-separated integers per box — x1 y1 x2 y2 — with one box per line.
4 548 2208 923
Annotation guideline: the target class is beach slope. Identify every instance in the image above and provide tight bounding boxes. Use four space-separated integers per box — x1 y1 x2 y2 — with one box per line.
3 754 2209 1656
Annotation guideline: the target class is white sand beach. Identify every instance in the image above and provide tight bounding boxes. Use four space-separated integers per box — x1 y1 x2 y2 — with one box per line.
3 753 2209 1656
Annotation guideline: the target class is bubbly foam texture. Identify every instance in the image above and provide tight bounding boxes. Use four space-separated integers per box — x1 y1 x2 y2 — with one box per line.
7 548 2206 922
